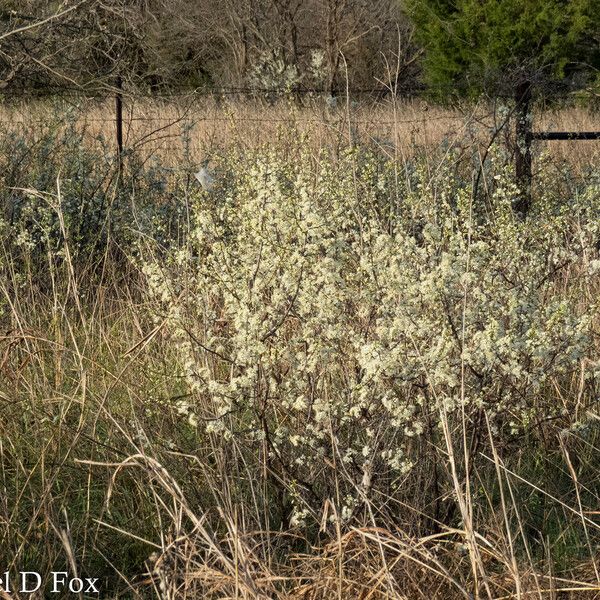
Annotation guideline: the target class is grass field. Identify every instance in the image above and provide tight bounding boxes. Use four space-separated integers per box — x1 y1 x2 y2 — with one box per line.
0 97 599 598
1 97 599 168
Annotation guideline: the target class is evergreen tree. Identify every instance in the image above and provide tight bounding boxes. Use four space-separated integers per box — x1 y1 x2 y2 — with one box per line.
405 0 599 215
405 0 598 100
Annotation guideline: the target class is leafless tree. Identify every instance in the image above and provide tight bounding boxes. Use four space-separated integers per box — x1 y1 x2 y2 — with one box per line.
0 0 421 96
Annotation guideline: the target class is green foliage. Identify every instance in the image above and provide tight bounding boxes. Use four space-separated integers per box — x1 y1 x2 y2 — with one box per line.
0 110 186 278
405 0 600 99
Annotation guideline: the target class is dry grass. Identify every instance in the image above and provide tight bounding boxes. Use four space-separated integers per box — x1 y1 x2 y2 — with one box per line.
1 96 598 173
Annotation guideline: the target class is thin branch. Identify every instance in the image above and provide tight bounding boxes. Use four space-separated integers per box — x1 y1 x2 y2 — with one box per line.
0 0 92 43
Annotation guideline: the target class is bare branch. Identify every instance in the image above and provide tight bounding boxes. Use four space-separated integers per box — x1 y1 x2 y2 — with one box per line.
0 0 92 43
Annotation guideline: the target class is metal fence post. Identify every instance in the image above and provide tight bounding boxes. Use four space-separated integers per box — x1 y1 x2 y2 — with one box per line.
115 76 123 175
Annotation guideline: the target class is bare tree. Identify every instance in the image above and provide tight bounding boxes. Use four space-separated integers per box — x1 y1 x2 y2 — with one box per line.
0 0 421 96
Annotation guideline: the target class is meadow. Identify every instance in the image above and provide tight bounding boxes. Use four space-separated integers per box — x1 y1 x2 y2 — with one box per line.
0 96 599 599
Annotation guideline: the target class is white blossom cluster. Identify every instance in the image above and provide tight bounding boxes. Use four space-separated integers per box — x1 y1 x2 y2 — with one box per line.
143 148 600 500
248 50 302 94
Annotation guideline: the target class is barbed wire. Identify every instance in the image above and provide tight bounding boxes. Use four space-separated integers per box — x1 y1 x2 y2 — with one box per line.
1 83 594 100
0 87 596 160
0 114 462 126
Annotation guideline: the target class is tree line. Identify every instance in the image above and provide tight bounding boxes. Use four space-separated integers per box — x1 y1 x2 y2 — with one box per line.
0 0 420 96
0 0 598 102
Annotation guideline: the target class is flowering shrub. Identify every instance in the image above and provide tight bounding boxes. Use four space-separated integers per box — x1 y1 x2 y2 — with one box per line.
248 50 302 98
143 146 600 516
0 114 184 274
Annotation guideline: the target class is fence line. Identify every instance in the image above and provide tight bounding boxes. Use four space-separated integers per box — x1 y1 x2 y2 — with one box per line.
1 84 594 100
0 114 461 127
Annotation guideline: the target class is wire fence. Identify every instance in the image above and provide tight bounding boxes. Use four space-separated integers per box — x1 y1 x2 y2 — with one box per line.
0 114 462 126
1 87 598 178
0 89 471 148
1 82 595 99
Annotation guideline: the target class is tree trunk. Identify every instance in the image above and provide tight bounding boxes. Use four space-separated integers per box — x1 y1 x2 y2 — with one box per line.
325 0 338 96
514 80 532 217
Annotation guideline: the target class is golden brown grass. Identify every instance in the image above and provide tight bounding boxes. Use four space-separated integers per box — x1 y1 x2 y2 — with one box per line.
1 96 598 173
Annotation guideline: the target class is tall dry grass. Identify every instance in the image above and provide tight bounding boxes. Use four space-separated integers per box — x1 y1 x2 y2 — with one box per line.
1 96 598 172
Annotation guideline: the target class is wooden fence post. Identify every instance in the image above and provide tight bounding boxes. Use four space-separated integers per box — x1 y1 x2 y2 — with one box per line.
514 80 532 217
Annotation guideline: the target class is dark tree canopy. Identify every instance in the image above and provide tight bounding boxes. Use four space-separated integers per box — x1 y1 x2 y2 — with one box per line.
405 0 600 99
